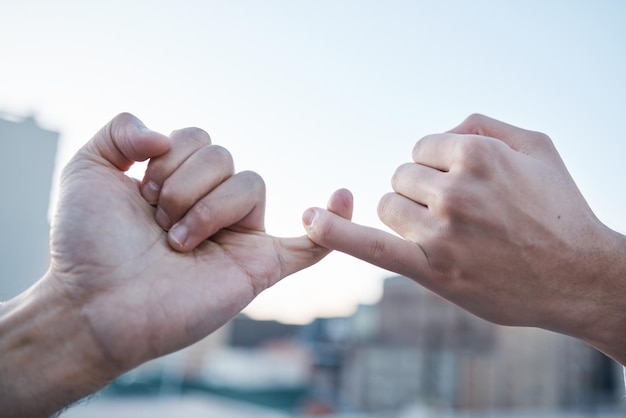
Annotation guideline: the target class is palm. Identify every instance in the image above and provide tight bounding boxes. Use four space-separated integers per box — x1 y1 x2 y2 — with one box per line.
46 114 345 373
51 163 287 369
0 114 349 418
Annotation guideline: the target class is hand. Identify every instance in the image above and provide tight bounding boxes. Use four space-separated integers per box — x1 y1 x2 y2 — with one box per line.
53 113 354 371
0 113 351 417
303 114 626 365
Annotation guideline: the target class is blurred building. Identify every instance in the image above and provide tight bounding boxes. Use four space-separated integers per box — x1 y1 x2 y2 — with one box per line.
333 276 494 412
335 276 623 414
229 315 302 348
0 113 58 299
108 278 623 416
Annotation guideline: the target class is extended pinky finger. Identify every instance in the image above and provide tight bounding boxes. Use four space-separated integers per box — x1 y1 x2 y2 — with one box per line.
302 207 431 285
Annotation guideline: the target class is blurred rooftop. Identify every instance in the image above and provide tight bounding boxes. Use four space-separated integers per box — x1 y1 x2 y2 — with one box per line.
59 394 626 418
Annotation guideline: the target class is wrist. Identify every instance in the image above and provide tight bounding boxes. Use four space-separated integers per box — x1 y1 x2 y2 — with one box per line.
568 225 626 366
0 272 115 417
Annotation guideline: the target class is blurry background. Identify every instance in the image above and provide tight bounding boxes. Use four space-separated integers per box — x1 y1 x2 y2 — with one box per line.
1 1 625 416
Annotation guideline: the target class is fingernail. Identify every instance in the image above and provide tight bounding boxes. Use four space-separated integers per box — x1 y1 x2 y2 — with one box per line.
155 207 171 229
302 208 317 227
142 181 160 204
169 223 188 249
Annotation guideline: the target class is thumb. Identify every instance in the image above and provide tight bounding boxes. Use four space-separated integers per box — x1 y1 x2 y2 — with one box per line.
80 112 170 171
275 189 354 278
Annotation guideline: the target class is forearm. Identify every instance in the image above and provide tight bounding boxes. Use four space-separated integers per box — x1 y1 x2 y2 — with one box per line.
572 226 626 367
0 273 112 418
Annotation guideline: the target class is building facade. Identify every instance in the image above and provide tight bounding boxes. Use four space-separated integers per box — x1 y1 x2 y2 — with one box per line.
0 114 58 299
339 276 622 413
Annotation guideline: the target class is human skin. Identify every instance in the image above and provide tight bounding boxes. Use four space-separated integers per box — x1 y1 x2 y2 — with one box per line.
0 113 352 418
303 114 626 367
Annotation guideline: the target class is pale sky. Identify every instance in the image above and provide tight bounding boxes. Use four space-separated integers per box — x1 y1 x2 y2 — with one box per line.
2 1 625 324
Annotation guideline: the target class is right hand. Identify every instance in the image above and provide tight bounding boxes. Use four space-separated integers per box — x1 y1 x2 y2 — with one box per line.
303 114 626 365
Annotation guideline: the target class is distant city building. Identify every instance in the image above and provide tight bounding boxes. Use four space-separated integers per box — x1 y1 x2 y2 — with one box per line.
229 315 302 348
339 276 623 413
111 275 624 415
376 276 495 351
0 114 58 299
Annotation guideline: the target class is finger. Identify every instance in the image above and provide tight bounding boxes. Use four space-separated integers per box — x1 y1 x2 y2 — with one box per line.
168 170 265 252
411 132 463 171
447 113 524 140
326 188 354 220
271 235 333 284
412 132 512 174
302 207 430 283
377 192 430 243
154 145 234 229
141 127 213 204
271 188 355 279
446 113 554 156
391 162 442 206
81 113 170 171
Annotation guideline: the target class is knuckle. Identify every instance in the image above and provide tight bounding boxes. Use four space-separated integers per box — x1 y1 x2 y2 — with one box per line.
171 127 212 146
143 162 161 182
464 113 487 124
377 193 395 220
313 212 335 242
112 112 135 125
239 170 266 194
205 145 234 172
106 112 135 141
209 144 233 163
528 130 553 148
412 135 434 160
158 181 175 202
461 113 488 133
158 179 191 217
453 136 494 174
144 156 168 182
432 183 468 221
157 182 180 210
366 237 389 261
391 163 413 187
188 198 214 225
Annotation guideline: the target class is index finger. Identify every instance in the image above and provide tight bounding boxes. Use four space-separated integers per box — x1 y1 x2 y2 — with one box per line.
411 132 460 172
141 127 215 205
447 113 523 140
447 113 552 156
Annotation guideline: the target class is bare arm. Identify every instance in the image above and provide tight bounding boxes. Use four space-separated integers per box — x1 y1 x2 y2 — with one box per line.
0 113 351 417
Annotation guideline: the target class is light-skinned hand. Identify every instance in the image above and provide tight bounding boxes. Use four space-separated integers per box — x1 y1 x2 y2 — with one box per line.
303 114 626 366
0 113 352 418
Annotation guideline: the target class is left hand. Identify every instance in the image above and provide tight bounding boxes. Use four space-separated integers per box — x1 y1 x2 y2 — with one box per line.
50 113 352 372
0 113 353 418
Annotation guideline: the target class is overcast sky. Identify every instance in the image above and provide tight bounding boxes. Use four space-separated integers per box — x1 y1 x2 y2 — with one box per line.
2 0 625 323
